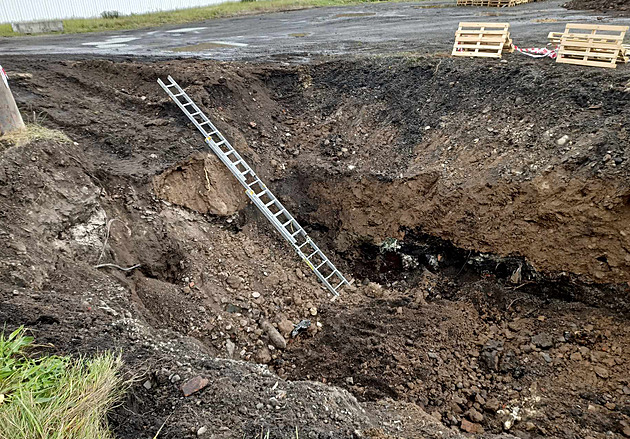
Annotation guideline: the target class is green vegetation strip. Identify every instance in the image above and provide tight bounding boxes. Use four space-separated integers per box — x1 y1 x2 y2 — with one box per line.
0 327 124 439
0 0 412 37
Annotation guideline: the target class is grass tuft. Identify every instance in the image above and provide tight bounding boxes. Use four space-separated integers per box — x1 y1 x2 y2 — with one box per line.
0 327 124 439
0 0 414 37
0 124 71 150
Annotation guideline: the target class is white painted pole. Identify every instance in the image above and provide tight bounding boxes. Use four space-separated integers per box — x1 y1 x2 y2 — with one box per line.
0 65 25 136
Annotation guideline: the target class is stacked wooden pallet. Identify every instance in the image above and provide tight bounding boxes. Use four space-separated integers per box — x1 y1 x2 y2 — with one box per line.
549 28 629 65
456 0 529 8
452 22 513 59
554 24 629 69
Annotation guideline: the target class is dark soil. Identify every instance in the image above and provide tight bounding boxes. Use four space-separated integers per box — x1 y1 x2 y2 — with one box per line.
1 55 630 438
564 0 630 16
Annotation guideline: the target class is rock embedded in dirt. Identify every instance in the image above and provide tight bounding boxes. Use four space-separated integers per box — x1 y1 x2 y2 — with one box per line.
226 339 236 358
460 418 484 434
277 318 294 337
593 366 609 379
467 408 484 423
261 320 287 349
255 346 272 364
181 376 209 397
531 333 553 349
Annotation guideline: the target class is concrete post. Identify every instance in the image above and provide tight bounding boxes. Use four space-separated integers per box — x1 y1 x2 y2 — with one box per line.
0 65 25 135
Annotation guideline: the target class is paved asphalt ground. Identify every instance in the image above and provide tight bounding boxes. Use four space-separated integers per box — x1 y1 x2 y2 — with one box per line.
0 0 629 60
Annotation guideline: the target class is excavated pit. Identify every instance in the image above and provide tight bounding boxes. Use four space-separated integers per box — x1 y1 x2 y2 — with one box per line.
1 56 630 438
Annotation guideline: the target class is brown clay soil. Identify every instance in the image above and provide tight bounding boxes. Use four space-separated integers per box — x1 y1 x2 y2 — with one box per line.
564 0 630 16
1 55 630 438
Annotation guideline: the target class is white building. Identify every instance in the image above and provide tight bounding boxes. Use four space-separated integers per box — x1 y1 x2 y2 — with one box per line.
0 0 232 24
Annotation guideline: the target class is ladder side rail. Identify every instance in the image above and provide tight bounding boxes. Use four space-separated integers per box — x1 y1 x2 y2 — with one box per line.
250 188 308 244
165 76 235 149
204 138 256 188
295 246 343 296
247 190 302 244
296 238 349 285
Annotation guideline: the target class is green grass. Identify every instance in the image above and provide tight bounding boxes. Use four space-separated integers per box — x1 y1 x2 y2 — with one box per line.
0 327 124 439
0 0 404 37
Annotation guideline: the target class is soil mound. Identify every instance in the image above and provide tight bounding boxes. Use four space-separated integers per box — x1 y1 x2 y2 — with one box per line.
564 0 630 16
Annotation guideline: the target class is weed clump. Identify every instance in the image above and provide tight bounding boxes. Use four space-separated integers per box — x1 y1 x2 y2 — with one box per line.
0 327 124 439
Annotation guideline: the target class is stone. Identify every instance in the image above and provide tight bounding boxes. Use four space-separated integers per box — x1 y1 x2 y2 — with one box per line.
181 376 209 397
468 408 484 423
484 398 500 413
261 320 287 349
557 135 569 146
524 421 536 431
277 318 294 336
255 347 272 364
570 352 583 361
541 353 552 363
226 276 242 288
170 374 181 383
531 333 553 349
481 349 499 371
461 419 484 434
226 339 236 358
197 426 208 436
593 366 609 379
143 380 152 390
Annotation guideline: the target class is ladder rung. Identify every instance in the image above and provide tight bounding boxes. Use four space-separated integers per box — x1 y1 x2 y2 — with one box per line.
291 230 302 237
248 179 261 187
307 250 318 259
297 240 310 249
173 92 185 97
266 200 277 207
334 280 345 290
190 111 201 116
273 209 286 217
242 169 252 176
199 121 210 125
183 102 193 107
325 270 337 280
232 160 243 167
282 219 292 227
316 260 327 270
166 83 176 88
225 150 235 156
256 189 268 197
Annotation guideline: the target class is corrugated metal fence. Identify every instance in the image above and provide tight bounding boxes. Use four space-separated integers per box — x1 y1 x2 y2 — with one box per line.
0 0 233 24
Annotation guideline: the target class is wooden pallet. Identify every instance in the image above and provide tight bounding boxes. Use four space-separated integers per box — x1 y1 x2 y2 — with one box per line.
556 23 629 69
452 22 513 58
549 30 628 63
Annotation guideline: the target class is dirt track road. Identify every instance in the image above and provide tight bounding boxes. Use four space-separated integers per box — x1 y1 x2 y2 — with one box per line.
1 0 629 60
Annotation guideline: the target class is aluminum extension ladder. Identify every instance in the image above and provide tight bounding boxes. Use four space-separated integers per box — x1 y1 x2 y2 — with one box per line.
158 76 350 296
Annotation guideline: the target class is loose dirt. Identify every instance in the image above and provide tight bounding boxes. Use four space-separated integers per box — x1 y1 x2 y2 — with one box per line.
1 55 629 438
564 0 630 16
